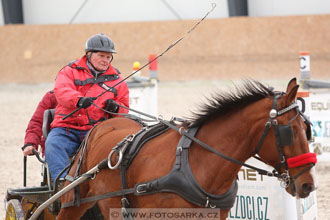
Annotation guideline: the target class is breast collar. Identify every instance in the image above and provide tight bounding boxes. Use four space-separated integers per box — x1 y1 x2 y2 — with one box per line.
135 127 238 209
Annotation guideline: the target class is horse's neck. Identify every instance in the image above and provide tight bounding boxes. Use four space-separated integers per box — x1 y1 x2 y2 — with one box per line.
189 112 257 195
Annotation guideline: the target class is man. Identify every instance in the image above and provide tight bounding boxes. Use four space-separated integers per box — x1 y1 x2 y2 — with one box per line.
45 33 129 181
22 90 57 157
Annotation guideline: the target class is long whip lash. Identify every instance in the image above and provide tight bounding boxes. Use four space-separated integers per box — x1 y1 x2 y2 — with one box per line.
63 3 216 119
95 3 217 98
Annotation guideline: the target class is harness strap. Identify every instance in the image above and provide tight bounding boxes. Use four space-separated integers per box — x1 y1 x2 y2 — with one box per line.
61 188 136 208
126 125 171 167
277 103 299 115
255 119 272 154
272 95 291 171
273 121 289 170
65 127 97 207
159 119 282 178
117 124 172 213
175 127 199 169
291 164 315 180
119 157 131 211
73 127 96 177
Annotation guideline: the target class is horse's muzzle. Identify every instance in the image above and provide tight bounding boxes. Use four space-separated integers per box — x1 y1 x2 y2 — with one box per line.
288 177 315 198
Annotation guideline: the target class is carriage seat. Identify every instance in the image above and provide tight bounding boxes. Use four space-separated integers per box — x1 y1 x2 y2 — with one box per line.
42 109 55 140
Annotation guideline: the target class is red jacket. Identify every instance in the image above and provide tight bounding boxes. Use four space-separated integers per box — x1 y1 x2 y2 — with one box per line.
51 55 129 130
24 90 57 155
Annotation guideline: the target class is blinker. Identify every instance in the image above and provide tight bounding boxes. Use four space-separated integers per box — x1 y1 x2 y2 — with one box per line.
278 124 294 147
305 122 312 141
299 111 313 141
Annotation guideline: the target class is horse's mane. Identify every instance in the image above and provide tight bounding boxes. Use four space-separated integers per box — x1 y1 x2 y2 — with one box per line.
186 80 276 128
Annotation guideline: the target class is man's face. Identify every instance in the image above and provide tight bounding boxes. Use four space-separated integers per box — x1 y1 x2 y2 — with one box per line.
89 51 112 72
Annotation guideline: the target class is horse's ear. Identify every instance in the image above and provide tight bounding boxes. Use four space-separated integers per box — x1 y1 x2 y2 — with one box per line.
286 78 297 94
285 78 299 104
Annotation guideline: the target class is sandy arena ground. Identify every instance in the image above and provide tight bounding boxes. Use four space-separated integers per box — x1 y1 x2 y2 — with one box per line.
1 79 329 219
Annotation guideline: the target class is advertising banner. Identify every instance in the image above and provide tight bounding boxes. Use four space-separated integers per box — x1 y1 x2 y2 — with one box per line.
309 90 330 161
228 158 318 220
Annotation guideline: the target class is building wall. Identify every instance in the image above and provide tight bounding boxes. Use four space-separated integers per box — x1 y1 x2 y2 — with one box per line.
1 14 330 83
22 0 228 25
248 0 330 17
1 1 330 26
19 0 330 25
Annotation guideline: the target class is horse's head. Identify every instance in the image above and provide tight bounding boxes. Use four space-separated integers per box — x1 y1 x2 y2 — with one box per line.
256 78 316 198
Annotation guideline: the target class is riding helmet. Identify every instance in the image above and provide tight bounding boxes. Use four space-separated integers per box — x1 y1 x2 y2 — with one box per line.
85 33 116 53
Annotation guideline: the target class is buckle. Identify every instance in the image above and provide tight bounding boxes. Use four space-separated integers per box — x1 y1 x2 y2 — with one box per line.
126 134 135 142
136 184 147 194
121 207 129 215
121 197 130 207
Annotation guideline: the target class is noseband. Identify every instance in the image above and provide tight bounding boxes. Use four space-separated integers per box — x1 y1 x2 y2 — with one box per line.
255 94 317 188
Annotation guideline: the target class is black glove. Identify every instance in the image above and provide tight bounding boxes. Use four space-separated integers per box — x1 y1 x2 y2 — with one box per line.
77 97 94 109
105 99 119 113
21 143 34 151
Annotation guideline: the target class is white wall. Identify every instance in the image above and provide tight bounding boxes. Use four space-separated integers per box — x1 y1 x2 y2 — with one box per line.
6 0 330 26
248 0 330 17
22 0 228 25
0 1 4 25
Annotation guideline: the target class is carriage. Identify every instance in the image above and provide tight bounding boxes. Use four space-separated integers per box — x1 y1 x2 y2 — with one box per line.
5 109 57 220
5 78 316 220
5 109 103 220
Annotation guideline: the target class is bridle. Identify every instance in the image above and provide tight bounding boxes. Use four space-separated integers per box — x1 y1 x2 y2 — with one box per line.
254 94 317 188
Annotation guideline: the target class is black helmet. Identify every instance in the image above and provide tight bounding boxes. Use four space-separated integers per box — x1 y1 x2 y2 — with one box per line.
85 33 116 53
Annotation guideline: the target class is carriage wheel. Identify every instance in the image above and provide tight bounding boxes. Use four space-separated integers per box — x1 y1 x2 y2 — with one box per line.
5 199 24 220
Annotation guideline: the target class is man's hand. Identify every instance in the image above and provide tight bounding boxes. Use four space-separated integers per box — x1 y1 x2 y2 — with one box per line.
77 97 94 108
22 144 37 156
105 99 119 113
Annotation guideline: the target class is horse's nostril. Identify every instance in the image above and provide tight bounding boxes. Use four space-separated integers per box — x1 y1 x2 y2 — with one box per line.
302 183 315 194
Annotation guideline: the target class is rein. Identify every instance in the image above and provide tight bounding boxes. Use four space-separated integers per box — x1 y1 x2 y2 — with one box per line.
91 92 316 185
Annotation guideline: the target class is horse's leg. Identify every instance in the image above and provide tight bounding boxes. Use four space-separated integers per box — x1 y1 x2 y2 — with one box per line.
220 209 229 220
56 202 95 220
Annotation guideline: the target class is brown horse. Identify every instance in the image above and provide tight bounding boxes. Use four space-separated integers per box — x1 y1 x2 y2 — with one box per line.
57 78 316 220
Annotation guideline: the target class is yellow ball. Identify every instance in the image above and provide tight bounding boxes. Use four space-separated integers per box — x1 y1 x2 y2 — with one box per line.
133 61 140 70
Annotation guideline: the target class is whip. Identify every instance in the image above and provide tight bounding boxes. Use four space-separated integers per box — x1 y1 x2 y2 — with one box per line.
63 3 217 120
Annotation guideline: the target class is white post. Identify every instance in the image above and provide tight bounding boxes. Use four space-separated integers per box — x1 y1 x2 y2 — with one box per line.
127 55 159 123
299 52 311 89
